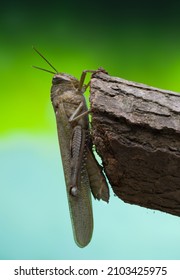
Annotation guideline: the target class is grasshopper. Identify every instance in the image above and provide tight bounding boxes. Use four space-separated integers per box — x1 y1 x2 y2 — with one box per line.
33 47 109 247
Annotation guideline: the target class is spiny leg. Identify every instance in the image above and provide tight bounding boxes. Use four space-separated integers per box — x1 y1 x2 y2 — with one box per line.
70 125 86 197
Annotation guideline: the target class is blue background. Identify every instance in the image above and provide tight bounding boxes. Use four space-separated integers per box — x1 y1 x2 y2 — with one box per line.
1 134 180 259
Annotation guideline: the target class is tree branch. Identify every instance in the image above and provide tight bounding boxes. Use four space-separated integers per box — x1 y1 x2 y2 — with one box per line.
90 72 180 217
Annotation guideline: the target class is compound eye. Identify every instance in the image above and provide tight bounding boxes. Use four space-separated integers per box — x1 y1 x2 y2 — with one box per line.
52 75 70 85
52 76 62 84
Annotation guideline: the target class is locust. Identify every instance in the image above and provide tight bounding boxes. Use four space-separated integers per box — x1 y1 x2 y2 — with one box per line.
33 47 109 247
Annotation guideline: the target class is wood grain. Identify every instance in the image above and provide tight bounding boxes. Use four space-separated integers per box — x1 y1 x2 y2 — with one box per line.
90 72 180 216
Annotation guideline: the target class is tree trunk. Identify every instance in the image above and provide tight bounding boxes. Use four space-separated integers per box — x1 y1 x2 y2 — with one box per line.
90 72 180 217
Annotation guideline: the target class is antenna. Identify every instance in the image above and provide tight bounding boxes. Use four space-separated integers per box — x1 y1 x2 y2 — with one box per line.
32 46 58 73
32 65 56 74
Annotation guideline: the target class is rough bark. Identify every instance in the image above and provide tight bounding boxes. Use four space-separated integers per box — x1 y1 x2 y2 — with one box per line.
90 72 180 217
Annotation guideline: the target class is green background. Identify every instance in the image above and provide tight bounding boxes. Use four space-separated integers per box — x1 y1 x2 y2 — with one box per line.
0 0 180 259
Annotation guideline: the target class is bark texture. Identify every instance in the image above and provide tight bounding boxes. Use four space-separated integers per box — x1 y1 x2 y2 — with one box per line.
90 72 180 217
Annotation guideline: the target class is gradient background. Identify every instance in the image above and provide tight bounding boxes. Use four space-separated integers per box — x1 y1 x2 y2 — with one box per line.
1 0 180 259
